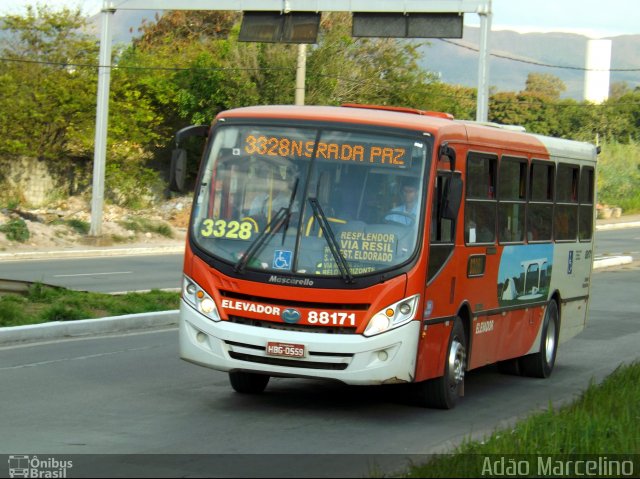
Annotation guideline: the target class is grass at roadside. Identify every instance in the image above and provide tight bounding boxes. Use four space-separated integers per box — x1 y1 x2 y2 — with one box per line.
405 361 640 477
0 282 179 327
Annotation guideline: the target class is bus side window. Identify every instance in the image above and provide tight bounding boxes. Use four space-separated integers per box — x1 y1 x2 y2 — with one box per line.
554 163 579 240
578 166 595 241
465 153 497 244
528 161 554 242
498 157 526 243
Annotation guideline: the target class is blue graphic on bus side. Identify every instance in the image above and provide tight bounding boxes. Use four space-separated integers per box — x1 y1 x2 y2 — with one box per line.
568 250 574 274
498 244 554 307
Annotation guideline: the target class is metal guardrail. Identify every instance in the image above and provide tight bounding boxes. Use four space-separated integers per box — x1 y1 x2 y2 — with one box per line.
0 278 64 295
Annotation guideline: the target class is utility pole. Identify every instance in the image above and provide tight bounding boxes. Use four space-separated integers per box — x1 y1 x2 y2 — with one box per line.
89 6 114 237
476 0 492 122
295 44 306 105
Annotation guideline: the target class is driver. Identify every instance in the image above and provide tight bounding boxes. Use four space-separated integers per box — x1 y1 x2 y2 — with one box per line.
248 165 299 219
385 179 419 225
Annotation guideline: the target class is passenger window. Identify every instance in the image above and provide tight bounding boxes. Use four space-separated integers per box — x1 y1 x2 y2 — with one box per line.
554 163 579 241
498 157 526 243
528 161 554 242
579 166 595 241
465 153 497 244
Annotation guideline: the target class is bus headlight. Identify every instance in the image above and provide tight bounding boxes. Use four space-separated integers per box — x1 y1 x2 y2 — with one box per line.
182 275 220 322
364 294 420 337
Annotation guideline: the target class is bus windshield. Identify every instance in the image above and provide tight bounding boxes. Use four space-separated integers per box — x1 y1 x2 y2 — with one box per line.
192 123 430 278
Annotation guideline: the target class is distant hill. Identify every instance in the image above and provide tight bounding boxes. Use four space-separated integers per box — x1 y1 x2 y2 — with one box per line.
417 26 640 100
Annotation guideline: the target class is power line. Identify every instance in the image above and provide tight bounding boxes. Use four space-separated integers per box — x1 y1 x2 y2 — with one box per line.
438 38 640 72
0 56 294 72
5 39 640 74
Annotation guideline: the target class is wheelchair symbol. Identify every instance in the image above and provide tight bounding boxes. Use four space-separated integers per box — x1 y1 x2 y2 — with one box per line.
273 250 292 270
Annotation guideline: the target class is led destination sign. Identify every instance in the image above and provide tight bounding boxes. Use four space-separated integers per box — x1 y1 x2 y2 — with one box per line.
243 134 410 167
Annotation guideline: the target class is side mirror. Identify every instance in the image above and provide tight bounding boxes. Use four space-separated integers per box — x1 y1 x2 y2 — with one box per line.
175 125 209 146
169 125 209 193
442 174 462 220
438 142 457 171
169 148 187 192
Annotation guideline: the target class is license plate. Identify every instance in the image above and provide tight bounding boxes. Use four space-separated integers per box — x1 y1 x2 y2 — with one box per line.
266 342 305 358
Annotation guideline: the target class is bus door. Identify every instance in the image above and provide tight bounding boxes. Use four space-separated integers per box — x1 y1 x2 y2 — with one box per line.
416 149 463 382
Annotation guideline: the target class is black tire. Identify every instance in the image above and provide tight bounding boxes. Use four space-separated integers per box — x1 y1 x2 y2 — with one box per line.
416 317 466 409
520 300 559 378
228 371 270 394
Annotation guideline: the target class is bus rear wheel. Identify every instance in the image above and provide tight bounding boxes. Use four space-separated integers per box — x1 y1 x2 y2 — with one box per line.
416 317 466 409
519 300 559 378
229 371 270 394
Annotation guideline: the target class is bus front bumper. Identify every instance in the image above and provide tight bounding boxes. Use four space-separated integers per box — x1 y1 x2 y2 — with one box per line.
179 300 420 385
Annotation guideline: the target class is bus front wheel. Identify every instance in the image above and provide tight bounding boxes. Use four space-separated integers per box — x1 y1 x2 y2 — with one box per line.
229 371 270 394
520 300 559 378
416 317 466 409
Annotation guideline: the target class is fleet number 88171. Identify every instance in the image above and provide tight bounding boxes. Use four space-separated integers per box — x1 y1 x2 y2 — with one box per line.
307 311 356 326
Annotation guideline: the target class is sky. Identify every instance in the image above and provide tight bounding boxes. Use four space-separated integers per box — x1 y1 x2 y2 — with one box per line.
0 0 638 38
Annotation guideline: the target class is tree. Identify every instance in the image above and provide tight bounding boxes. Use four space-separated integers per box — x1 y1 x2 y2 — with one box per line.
0 6 175 207
306 13 439 107
609 81 633 100
0 5 98 162
523 73 566 100
122 11 441 126
419 82 476 120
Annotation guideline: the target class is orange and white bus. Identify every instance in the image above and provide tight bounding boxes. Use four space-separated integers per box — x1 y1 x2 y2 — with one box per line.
176 104 597 408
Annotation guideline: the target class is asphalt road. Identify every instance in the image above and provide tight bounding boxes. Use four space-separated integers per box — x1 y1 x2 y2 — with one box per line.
0 254 184 293
0 265 638 477
594 226 640 259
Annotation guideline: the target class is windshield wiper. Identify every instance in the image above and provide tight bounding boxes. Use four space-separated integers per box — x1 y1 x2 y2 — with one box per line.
308 198 354 284
280 177 299 245
234 207 289 273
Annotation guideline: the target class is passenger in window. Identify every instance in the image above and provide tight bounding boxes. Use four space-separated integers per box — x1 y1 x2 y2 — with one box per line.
385 179 419 225
528 216 542 241
466 215 494 243
467 220 493 243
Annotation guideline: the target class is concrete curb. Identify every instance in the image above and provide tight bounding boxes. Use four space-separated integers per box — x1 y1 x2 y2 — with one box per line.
0 245 184 262
592 255 634 269
596 221 640 231
0 310 179 346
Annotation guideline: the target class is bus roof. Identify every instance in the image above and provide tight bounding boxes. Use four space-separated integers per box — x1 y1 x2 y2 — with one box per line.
217 105 597 163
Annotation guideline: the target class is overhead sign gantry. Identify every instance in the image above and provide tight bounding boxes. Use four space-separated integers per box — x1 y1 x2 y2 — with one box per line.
90 0 492 235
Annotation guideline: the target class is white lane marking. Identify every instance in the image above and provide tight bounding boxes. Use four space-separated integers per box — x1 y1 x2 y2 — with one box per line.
53 271 133 277
0 346 159 370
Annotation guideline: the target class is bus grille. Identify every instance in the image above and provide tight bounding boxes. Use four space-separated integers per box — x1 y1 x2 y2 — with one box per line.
225 340 353 371
228 352 349 370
